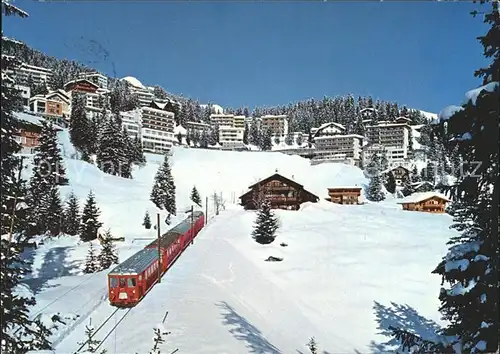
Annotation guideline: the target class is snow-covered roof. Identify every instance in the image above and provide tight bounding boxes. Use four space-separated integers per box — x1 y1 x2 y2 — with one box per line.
201 104 224 114
13 112 64 130
174 125 187 135
314 134 364 140
46 90 71 103
410 181 433 187
121 76 146 89
63 78 99 90
397 192 450 204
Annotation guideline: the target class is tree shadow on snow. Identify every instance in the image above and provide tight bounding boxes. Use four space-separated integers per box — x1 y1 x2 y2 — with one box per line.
22 246 79 294
216 301 281 354
363 301 443 353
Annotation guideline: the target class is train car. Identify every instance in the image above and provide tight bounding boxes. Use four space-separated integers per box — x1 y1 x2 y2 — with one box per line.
107 211 205 307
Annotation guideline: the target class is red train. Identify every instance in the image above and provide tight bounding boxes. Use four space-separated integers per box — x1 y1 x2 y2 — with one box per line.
107 210 205 307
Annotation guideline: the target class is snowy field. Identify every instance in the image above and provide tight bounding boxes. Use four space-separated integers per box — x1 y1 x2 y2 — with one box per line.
19 129 456 353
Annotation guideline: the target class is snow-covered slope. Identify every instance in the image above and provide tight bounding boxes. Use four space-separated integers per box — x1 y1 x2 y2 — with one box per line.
20 131 456 353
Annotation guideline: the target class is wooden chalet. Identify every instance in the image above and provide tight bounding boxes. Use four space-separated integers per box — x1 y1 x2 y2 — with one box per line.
64 79 99 94
397 192 450 213
13 114 62 154
325 187 362 205
384 166 410 186
239 172 319 210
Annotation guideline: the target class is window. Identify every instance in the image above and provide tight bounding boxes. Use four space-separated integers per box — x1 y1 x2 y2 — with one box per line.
127 278 136 287
119 278 126 287
110 277 118 288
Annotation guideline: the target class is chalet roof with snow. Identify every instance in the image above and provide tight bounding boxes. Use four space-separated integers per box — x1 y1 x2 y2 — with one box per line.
397 192 450 204
240 173 319 200
63 79 99 91
46 90 71 103
312 122 346 138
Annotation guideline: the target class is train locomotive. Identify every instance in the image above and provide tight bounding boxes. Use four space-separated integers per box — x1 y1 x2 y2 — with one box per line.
107 210 205 307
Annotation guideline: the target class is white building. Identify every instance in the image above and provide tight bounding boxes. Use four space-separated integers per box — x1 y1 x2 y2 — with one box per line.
364 118 412 167
10 63 52 87
120 109 142 139
259 114 288 137
219 126 245 149
121 76 155 107
185 121 211 136
78 71 108 89
313 134 364 166
140 101 175 154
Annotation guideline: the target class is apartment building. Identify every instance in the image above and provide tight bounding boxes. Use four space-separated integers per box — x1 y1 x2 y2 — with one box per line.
312 134 364 166
64 79 110 119
120 109 142 139
311 122 345 138
10 63 53 87
260 115 288 137
365 119 412 167
185 121 211 136
78 71 108 89
140 101 175 154
209 114 245 149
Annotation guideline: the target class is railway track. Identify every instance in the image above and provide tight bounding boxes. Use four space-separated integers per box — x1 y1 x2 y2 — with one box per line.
73 306 133 353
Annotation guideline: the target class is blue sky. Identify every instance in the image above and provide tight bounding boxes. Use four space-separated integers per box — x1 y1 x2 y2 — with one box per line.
4 0 488 113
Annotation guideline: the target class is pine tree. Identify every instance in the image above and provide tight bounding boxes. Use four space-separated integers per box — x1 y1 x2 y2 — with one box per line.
366 169 385 202
295 134 303 147
243 123 249 144
26 120 68 235
70 92 92 160
132 135 146 166
150 154 176 217
63 191 81 236
83 242 99 274
148 324 173 354
77 319 107 353
260 128 272 151
284 131 294 145
392 2 499 352
251 199 279 245
190 186 202 207
1 5 53 351
199 131 209 148
80 190 102 242
97 230 118 271
307 337 318 354
96 115 121 176
384 172 396 194
143 211 152 229
209 124 219 146
41 185 63 236
249 119 260 146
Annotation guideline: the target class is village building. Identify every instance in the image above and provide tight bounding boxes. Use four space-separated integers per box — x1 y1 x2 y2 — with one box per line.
325 187 363 205
397 192 450 213
259 115 289 138
13 113 62 153
78 71 108 89
140 100 176 154
312 134 364 166
310 122 346 138
383 166 410 186
239 172 319 210
185 121 211 136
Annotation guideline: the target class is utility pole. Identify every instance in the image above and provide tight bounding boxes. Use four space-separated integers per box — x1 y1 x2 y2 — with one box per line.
191 205 194 245
7 155 26 247
157 213 161 284
205 196 208 225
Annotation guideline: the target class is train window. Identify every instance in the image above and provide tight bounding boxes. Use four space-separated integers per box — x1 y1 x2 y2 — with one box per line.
138 275 142 281
110 277 118 288
119 278 126 288
128 278 136 287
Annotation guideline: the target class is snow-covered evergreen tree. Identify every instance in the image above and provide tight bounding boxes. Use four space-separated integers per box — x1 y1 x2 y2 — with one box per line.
384 172 396 194
209 124 219 146
80 190 102 242
248 119 260 146
96 115 121 176
40 184 63 236
295 134 303 147
26 120 68 235
150 154 176 217
143 211 152 229
307 337 318 354
77 319 106 353
367 173 385 202
243 123 249 144
97 230 118 271
70 92 92 160
251 199 279 245
1 5 54 351
260 128 272 151
392 2 499 352
148 324 173 354
83 242 99 274
190 186 202 207
63 191 81 236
